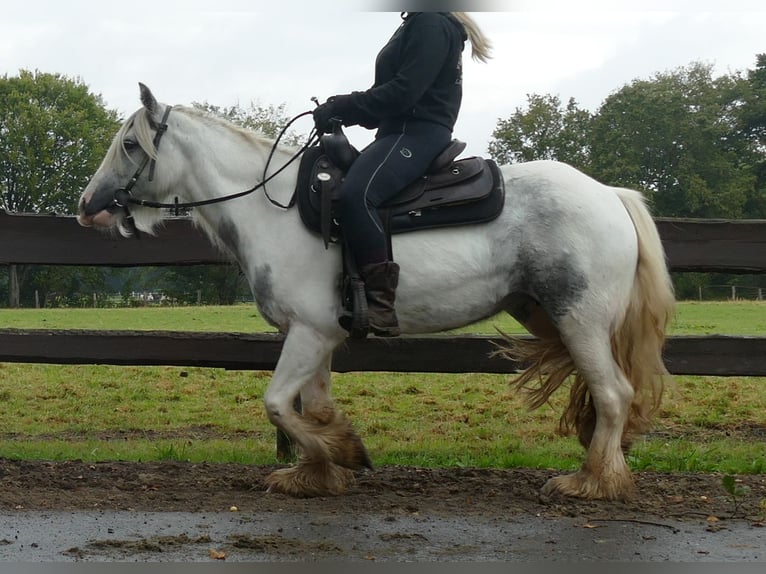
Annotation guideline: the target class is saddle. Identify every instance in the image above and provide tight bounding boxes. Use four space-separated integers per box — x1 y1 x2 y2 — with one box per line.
295 130 505 248
294 127 505 338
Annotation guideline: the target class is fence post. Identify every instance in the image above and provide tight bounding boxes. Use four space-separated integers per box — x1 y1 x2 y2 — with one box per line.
9 265 19 308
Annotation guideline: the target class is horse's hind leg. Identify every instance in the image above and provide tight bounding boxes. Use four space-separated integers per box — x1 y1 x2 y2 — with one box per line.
544 323 636 500
263 324 370 497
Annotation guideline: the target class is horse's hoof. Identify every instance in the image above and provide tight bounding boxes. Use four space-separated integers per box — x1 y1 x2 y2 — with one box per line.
542 470 635 501
264 462 356 498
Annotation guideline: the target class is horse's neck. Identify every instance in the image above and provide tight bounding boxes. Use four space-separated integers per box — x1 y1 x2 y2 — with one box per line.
179 117 301 266
181 117 280 199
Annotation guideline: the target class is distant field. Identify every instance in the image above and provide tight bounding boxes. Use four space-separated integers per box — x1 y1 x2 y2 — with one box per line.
0 300 765 335
0 301 764 473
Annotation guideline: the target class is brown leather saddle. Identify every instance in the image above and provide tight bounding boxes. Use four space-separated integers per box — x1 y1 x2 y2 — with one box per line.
295 132 505 248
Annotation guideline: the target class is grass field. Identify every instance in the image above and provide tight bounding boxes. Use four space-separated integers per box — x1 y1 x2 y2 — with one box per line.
1 300 765 335
0 301 764 473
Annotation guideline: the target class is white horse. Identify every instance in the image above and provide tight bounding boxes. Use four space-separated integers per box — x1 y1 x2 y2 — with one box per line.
78 84 675 500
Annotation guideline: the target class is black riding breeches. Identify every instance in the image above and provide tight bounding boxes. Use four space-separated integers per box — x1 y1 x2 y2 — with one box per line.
335 120 452 267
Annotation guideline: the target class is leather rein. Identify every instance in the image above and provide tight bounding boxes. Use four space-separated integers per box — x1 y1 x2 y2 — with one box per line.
107 106 317 236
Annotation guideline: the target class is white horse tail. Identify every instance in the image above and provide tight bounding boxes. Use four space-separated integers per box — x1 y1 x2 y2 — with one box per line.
610 187 675 439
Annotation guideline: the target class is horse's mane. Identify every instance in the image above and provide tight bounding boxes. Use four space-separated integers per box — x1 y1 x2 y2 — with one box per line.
106 105 281 168
174 105 279 149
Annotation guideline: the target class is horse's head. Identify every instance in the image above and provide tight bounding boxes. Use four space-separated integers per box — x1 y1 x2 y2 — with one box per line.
78 83 175 236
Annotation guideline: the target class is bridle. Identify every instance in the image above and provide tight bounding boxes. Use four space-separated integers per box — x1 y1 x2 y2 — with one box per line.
103 106 318 237
104 105 173 236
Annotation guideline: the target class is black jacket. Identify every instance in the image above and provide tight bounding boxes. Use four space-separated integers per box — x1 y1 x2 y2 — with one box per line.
332 12 467 134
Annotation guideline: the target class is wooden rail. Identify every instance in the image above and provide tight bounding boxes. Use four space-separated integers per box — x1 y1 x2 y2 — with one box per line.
3 211 766 272
1 329 765 377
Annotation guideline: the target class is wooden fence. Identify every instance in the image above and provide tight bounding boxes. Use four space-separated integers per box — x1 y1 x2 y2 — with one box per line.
2 210 766 376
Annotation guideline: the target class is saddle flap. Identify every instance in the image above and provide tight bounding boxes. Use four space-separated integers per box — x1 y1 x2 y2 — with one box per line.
382 157 490 209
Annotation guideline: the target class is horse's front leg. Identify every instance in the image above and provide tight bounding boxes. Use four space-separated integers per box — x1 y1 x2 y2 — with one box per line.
263 324 371 497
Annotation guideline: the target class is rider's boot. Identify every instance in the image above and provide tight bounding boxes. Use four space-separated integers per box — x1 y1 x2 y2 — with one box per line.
360 261 401 337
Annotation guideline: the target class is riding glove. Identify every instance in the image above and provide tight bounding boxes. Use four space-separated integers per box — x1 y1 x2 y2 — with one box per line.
314 96 344 134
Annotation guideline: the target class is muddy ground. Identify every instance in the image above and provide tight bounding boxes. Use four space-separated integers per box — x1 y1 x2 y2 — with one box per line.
1 459 765 561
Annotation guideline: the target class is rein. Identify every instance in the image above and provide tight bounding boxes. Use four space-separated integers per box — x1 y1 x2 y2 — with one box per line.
110 108 318 232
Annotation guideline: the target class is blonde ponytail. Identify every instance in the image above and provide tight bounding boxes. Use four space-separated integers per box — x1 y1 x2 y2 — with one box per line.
452 12 492 63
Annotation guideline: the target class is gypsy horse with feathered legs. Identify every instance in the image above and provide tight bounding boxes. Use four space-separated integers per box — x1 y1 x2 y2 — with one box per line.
78 84 674 500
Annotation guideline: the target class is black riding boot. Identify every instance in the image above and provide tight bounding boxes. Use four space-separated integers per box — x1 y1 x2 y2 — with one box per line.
360 261 401 337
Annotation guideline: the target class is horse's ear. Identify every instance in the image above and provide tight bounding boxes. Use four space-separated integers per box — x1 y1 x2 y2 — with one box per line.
138 82 158 114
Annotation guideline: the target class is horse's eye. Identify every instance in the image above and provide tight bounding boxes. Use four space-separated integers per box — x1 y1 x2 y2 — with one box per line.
123 139 138 150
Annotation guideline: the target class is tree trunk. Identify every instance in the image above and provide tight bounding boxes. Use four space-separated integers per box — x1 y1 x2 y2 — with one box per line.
9 264 20 308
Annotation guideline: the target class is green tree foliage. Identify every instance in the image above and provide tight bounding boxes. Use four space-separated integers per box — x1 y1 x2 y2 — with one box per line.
0 70 120 306
490 61 766 219
157 265 249 306
0 70 120 214
589 62 758 218
19 266 110 308
488 94 592 170
737 53 766 215
738 54 766 151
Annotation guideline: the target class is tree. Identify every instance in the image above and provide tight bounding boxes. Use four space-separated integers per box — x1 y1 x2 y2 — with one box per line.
589 62 757 218
0 70 120 306
738 53 766 152
0 70 120 214
19 265 110 308
737 53 766 216
488 93 592 171
158 265 249 305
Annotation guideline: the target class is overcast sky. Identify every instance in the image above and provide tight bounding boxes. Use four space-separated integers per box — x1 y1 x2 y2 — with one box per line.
2 0 764 157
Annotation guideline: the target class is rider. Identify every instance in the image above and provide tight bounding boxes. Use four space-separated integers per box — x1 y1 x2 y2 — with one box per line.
313 12 492 337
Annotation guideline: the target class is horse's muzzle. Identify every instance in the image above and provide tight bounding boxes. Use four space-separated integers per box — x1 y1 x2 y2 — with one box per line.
78 192 113 228
80 189 116 217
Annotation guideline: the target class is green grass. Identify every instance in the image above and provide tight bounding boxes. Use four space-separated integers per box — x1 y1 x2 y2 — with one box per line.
0 302 764 473
0 304 277 332
668 301 766 335
0 300 763 335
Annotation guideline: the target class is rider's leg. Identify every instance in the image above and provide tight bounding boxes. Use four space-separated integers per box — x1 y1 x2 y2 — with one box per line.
336 121 451 336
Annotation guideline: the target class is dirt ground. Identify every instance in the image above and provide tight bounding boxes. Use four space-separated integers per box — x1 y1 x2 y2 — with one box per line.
1 458 764 519
1 458 766 561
